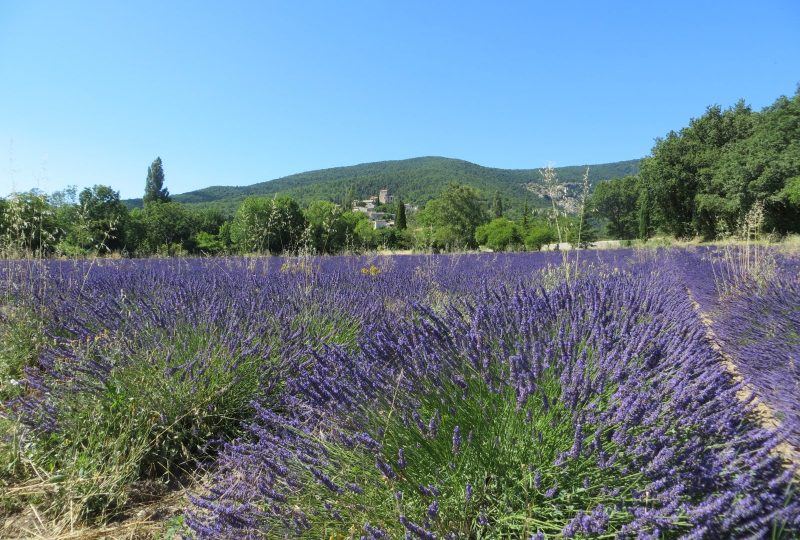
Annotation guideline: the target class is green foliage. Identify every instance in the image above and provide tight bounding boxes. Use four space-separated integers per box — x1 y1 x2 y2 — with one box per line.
524 220 557 251
396 198 407 230
60 185 129 254
639 90 800 238
192 207 228 235
130 201 197 256
194 231 227 254
475 218 522 251
637 188 653 241
0 191 61 257
304 201 350 254
230 196 305 254
491 190 504 218
590 176 640 239
779 176 800 207
0 307 47 403
143 157 171 206
418 183 487 249
565 216 599 248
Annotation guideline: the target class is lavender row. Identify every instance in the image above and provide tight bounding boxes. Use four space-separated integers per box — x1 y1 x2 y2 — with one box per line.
186 261 798 538
673 248 800 448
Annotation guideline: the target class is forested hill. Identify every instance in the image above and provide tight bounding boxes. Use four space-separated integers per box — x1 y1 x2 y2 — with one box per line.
124 156 640 215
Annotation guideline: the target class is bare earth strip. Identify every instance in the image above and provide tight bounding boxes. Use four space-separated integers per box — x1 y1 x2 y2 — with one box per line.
686 288 800 474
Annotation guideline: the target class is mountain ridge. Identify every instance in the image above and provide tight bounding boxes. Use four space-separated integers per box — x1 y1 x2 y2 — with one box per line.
125 156 641 215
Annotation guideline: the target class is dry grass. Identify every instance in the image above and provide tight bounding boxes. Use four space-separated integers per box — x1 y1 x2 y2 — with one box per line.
1 480 190 540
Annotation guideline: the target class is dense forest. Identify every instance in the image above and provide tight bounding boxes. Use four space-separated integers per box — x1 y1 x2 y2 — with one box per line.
593 88 800 240
2 89 799 257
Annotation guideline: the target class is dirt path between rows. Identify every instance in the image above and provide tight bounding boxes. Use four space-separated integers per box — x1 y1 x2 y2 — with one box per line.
686 289 800 475
1 481 188 540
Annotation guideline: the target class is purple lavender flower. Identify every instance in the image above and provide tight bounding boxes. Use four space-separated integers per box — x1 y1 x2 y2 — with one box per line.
399 515 436 540
478 511 489 526
427 410 440 438
452 425 461 454
427 500 439 519
375 457 396 479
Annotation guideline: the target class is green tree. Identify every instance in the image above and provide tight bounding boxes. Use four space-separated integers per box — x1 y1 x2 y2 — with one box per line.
133 202 196 256
0 191 61 256
192 207 228 235
396 199 407 230
194 230 227 254
779 176 800 207
419 183 486 249
492 191 504 218
640 101 754 238
710 92 800 234
73 185 129 252
190 208 230 255
143 157 171 206
590 176 640 239
521 199 529 229
230 196 305 254
772 176 800 231
304 200 350 254
474 217 521 251
565 215 599 248
352 212 379 250
524 219 556 251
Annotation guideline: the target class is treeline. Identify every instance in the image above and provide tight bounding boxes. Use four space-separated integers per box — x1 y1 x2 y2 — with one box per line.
0 163 405 257
0 158 583 257
591 89 800 240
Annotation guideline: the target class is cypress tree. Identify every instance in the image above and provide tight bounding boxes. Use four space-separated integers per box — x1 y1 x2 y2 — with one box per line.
492 191 504 218
396 198 407 230
522 199 529 229
144 157 171 205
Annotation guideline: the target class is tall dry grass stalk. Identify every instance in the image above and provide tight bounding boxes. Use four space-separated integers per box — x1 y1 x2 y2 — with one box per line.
539 164 590 284
712 201 776 298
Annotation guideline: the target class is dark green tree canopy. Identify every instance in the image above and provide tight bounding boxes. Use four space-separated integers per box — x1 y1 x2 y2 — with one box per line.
132 201 196 256
144 157 171 205
419 183 487 249
589 176 640 239
638 90 800 238
230 196 305 254
524 219 556 251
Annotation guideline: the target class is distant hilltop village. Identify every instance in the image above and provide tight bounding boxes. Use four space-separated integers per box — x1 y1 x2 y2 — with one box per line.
351 188 417 229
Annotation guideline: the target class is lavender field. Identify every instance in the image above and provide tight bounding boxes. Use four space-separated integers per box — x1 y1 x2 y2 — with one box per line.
1 249 798 539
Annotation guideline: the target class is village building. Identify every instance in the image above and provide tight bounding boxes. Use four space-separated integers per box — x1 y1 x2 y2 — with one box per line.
352 188 401 229
379 189 394 204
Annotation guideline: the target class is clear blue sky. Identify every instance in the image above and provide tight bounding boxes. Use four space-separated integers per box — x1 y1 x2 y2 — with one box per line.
1 1 798 199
